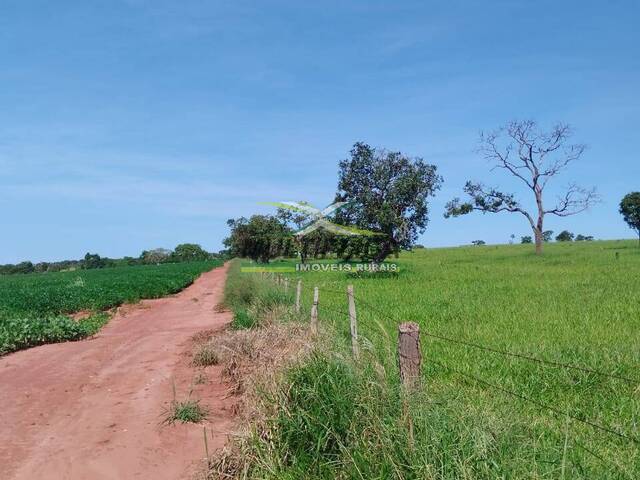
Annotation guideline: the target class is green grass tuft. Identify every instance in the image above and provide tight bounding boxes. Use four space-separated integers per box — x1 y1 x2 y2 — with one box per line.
231 309 256 329
163 398 208 425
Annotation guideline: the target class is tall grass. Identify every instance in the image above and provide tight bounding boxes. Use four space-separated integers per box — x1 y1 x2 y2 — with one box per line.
221 241 640 479
223 261 295 329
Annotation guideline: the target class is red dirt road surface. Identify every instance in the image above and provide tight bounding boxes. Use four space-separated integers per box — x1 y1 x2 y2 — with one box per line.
0 264 234 480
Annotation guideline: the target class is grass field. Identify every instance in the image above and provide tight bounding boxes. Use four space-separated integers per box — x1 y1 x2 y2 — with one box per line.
228 240 640 479
0 261 221 355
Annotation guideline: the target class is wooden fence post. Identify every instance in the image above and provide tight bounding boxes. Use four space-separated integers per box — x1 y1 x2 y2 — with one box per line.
398 322 421 390
295 280 302 313
310 287 319 334
284 277 289 293
347 285 359 360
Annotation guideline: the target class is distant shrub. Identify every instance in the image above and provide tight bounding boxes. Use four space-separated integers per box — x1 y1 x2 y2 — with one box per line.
575 234 594 241
556 230 575 242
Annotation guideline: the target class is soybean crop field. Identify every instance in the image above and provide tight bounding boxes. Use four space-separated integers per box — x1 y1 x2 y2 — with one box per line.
0 261 221 355
260 240 640 478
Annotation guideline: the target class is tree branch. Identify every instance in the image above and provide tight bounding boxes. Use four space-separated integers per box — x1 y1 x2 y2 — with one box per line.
545 184 600 217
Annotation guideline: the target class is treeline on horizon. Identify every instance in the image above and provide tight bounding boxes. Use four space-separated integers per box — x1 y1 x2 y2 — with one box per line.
225 122 640 263
0 243 228 276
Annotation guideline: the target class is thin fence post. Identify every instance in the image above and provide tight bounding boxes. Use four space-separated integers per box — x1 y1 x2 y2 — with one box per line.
310 287 319 334
295 280 302 313
347 285 359 360
398 322 420 450
284 277 289 293
398 322 421 391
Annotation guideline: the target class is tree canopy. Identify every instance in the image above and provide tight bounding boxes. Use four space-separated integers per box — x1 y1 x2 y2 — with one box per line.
335 142 442 262
172 243 210 262
224 215 293 263
555 230 574 242
619 192 640 246
445 121 598 254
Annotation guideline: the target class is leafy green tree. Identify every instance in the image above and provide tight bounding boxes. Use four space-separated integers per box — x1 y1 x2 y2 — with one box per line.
172 243 210 262
224 215 293 263
619 192 640 246
334 142 442 263
123 256 139 266
575 234 594 242
82 253 106 269
521 236 533 244
11 261 35 274
555 230 574 242
140 248 172 264
445 121 598 255
542 230 554 242
34 262 50 273
276 203 334 263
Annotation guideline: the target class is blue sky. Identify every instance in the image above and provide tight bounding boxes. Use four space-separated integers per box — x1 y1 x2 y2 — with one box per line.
1 1 639 263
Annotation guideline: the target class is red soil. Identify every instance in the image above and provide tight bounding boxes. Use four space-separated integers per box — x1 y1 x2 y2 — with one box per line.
0 264 234 479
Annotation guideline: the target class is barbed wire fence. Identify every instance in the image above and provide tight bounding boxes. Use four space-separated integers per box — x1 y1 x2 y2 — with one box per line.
259 270 639 476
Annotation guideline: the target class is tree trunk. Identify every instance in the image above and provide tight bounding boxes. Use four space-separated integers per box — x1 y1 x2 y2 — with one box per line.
534 187 544 255
534 229 543 255
374 241 393 264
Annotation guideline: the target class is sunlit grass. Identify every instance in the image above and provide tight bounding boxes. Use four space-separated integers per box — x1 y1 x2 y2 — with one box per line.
238 240 640 478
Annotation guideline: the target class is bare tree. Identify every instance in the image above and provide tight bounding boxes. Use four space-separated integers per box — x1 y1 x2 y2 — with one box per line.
445 120 599 254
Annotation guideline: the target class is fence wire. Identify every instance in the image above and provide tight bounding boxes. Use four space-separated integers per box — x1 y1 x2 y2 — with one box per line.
430 358 640 445
260 271 639 477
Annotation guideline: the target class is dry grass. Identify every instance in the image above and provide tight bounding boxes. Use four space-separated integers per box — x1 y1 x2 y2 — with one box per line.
192 343 220 367
190 329 217 344
194 321 317 479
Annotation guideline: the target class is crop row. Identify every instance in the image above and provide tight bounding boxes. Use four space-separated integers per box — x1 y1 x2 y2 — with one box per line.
0 261 221 354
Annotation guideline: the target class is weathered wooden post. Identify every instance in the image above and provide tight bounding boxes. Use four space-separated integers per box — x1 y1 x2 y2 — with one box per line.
310 287 319 334
284 277 289 293
347 285 359 360
295 280 302 313
398 321 420 449
398 322 421 390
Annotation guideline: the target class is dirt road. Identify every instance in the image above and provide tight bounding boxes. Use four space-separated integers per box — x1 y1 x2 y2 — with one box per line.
0 264 234 480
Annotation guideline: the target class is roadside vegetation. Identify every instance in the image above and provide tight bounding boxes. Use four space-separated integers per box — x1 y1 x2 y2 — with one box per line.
209 241 639 479
0 260 221 355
